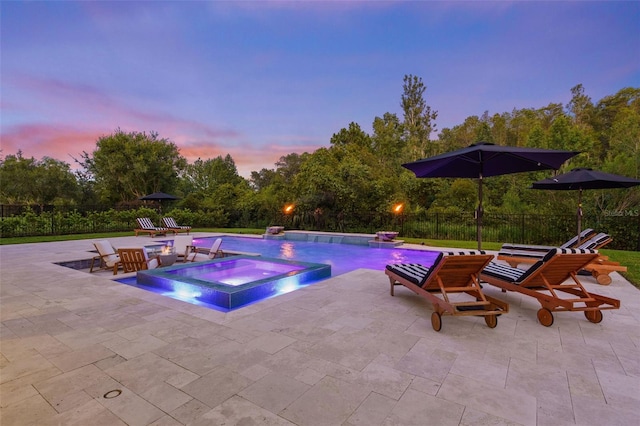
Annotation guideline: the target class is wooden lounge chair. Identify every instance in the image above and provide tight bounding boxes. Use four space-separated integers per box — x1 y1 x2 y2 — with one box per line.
481 248 620 327
498 232 625 285
385 251 509 332
135 217 175 237
90 240 121 274
498 228 597 263
190 238 225 262
117 248 160 273
162 217 191 234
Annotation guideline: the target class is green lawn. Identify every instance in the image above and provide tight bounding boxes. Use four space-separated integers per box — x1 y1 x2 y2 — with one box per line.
1 230 638 288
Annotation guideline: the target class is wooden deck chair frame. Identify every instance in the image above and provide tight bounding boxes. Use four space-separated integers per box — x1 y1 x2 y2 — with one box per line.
497 233 623 285
117 248 160 273
481 248 620 327
162 217 191 234
134 217 176 237
90 240 122 274
385 251 509 332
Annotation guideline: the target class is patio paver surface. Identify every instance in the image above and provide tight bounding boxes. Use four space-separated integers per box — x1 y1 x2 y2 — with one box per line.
1 234 639 425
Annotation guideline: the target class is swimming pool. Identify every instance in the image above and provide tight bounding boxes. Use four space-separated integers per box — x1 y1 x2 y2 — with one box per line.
192 236 440 276
117 235 440 312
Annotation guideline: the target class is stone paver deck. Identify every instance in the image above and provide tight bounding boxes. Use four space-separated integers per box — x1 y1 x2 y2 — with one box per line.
1 234 639 425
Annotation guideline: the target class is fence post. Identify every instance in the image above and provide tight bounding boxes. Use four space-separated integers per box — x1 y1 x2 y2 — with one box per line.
637 212 640 251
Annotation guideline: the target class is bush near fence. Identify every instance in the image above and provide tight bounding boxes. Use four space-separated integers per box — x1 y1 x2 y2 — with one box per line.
1 205 638 251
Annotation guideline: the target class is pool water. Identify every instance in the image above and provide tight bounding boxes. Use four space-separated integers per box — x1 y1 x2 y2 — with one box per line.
192 236 440 276
167 258 306 286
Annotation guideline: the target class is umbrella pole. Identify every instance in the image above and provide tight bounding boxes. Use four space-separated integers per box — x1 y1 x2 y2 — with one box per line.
577 188 583 245
477 174 483 251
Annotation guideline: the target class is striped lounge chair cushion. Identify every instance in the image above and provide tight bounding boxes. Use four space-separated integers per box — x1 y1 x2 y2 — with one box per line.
576 233 610 250
386 250 487 287
386 263 434 287
137 218 167 231
498 246 548 260
441 250 487 256
499 228 596 256
163 217 190 229
561 228 595 248
484 248 597 284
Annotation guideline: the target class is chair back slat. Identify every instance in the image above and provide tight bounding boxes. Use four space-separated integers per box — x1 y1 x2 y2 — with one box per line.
118 248 158 272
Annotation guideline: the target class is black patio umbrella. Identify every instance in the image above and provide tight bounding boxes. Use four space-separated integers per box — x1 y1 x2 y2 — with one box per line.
138 192 180 212
532 168 640 244
402 142 579 250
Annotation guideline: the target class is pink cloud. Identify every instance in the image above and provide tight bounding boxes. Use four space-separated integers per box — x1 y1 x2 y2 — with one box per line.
1 123 105 164
1 121 322 178
3 74 328 176
7 74 238 142
178 141 322 177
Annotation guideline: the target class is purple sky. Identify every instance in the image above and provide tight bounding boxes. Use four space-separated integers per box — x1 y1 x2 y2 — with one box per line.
2 1 639 177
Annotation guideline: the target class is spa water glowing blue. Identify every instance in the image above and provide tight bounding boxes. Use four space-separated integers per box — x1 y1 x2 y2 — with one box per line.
135 256 330 311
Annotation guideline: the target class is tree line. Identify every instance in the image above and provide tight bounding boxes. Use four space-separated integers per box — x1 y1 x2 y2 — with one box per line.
1 76 639 232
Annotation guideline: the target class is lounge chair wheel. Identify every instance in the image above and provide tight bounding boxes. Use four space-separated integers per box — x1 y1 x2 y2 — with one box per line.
584 310 603 324
594 273 612 286
537 308 554 327
484 314 498 328
431 312 442 332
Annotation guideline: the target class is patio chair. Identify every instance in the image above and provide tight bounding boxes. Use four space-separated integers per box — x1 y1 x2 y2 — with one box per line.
190 238 225 262
172 235 197 262
480 248 620 327
117 248 160 273
135 217 175 237
385 251 509 332
162 217 191 234
90 240 121 274
497 232 624 285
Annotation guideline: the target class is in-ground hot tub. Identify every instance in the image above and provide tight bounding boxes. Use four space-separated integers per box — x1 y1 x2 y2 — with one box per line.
134 255 331 311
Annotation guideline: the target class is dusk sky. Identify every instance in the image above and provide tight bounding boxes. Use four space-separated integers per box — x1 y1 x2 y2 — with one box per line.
2 1 639 177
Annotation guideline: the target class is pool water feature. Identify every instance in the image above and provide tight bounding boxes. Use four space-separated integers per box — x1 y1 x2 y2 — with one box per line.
134 256 331 311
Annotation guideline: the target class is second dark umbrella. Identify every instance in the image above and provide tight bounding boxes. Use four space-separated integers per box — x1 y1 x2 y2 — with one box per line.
532 168 640 243
402 142 579 250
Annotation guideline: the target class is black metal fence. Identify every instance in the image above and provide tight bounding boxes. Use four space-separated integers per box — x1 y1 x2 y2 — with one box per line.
274 209 640 251
2 204 639 251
